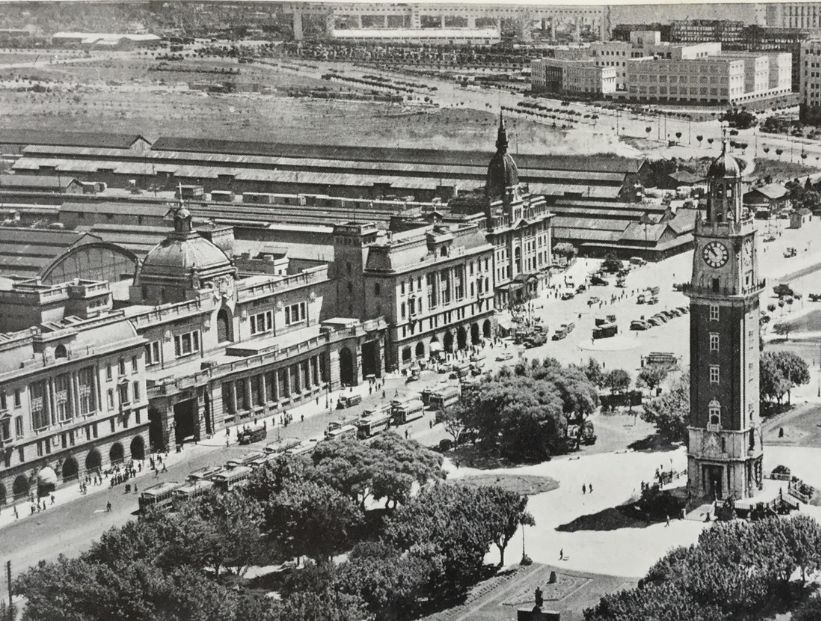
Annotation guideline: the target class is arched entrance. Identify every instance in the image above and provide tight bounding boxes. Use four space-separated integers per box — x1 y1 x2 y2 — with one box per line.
148 406 164 451
339 347 354 386
456 326 467 350
401 347 412 364
483 319 492 339
173 400 198 445
130 435 146 461
471 323 481 345
85 448 102 472
216 307 233 343
415 342 425 359
361 340 381 378
12 475 29 500
109 442 124 465
61 456 79 482
443 331 454 353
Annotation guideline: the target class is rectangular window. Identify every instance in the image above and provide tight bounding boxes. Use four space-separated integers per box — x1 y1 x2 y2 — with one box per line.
174 331 201 357
426 273 436 308
0 391 6 411
709 305 720 321
30 380 48 431
17 446 23 463
55 373 72 424
709 333 719 352
145 341 161 366
118 383 129 406
284 302 307 326
132 381 141 402
440 270 450 305
106 364 112 381
250 310 273 335
118 358 126 376
14 416 23 438
131 356 138 373
709 365 720 384
78 366 96 416
107 389 115 410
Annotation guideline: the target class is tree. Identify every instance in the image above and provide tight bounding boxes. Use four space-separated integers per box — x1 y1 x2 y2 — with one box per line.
760 353 791 405
582 358 605 388
601 253 623 273
440 404 467 445
604 369 631 394
383 483 500 598
337 542 442 620
771 351 811 403
552 242 577 263
475 485 535 567
263 478 364 563
642 373 689 444
637 364 670 392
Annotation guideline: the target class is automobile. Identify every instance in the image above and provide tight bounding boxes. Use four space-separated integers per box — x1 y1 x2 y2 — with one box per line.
616 278 627 288
661 310 676 319
669 308 683 317
496 351 514 362
677 306 689 314
763 235 776 243
337 394 363 409
647 296 659 305
587 296 600 306
563 322 576 333
590 275 608 286
784 247 797 258
637 294 646 304
552 329 567 341
525 333 547 348
810 293 821 302
630 319 649 331
629 257 647 266
653 313 668 323
576 283 587 293
647 317 663 327
760 314 771 324
560 291 575 300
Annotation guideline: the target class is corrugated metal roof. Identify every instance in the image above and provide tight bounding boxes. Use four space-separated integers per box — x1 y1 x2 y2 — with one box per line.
0 129 147 149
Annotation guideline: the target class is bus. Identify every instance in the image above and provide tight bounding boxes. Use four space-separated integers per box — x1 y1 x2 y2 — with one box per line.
450 361 471 379
139 481 182 513
391 398 425 425
237 424 267 445
264 438 301 455
356 408 392 439
212 466 252 492
172 480 213 506
186 465 222 483
428 385 461 412
324 422 358 441
286 439 318 456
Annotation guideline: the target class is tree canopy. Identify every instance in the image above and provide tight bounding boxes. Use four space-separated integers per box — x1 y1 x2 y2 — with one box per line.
641 372 689 444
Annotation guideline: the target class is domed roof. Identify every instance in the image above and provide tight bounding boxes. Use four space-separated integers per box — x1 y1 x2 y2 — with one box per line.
137 204 233 285
141 235 231 275
707 141 741 179
486 112 519 200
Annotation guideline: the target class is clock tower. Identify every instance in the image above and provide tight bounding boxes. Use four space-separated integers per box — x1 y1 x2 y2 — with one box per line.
685 140 764 503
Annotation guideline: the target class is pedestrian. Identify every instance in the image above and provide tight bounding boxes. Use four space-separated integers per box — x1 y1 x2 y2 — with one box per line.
161 463 167 473
559 549 564 561
582 484 587 495
50 494 55 505
665 514 670 527
382 390 386 399
589 483 593 493
429 420 433 429
106 501 112 512
316 396 319 405
134 484 138 495
405 429 409 439
301 414 305 422
13 505 18 519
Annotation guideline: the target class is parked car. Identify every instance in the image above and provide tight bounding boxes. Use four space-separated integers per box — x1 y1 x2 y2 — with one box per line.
560 291 575 300
552 329 567 341
496 351 514 362
590 275 608 286
576 284 587 293
784 247 797 258
637 294 646 304
648 317 663 327
630 319 649 331
647 296 659 305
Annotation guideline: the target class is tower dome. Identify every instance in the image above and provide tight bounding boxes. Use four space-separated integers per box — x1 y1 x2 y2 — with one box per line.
486 112 519 201
707 141 741 179
134 202 236 304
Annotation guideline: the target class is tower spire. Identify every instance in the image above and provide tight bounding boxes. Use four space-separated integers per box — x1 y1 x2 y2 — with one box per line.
496 110 508 154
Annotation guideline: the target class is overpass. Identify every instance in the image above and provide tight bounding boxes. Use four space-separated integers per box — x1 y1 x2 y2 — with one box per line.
281 2 611 42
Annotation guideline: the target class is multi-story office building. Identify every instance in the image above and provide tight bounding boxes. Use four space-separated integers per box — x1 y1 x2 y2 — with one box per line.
670 20 745 47
765 3 821 31
800 39 821 122
530 57 617 95
625 55 747 104
333 219 495 370
0 313 149 506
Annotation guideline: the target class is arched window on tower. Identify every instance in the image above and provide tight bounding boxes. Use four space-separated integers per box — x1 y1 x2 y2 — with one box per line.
708 399 721 429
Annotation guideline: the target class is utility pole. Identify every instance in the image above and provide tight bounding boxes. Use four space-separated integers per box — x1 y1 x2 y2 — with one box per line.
5 560 12 621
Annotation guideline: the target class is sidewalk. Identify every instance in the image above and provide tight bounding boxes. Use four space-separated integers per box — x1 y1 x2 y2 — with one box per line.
0 364 456 532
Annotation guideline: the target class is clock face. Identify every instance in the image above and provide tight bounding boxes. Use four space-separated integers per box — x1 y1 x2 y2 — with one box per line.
702 241 729 268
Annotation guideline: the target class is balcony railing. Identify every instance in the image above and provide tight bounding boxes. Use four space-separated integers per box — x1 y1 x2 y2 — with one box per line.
680 279 766 297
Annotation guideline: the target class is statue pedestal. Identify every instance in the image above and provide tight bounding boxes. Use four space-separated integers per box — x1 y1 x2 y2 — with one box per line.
517 609 560 621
